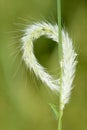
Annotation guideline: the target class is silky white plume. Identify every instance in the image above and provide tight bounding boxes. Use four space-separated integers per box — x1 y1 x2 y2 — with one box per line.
21 22 77 109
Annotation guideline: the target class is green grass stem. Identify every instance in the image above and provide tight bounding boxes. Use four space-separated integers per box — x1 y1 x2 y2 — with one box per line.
57 0 63 130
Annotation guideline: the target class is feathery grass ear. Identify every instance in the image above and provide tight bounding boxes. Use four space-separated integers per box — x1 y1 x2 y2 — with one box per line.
21 22 77 103
21 21 77 130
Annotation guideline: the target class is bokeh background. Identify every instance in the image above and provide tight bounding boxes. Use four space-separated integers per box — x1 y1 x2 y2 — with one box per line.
0 0 87 130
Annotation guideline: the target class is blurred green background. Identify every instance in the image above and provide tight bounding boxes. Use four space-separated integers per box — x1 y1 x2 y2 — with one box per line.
0 0 87 130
